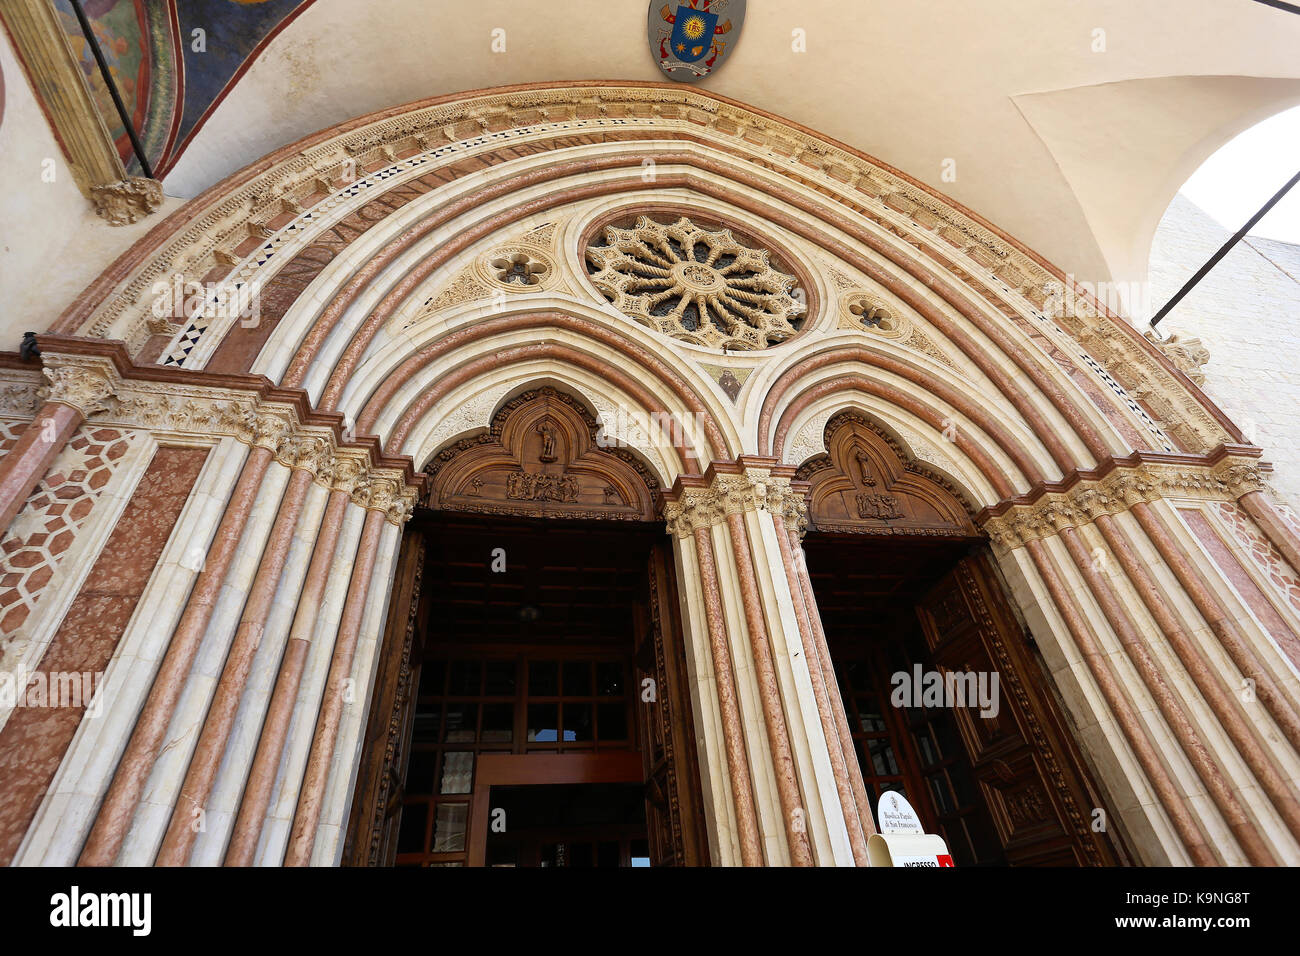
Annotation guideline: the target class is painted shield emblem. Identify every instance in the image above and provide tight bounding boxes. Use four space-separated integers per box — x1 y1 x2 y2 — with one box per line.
649 1 746 82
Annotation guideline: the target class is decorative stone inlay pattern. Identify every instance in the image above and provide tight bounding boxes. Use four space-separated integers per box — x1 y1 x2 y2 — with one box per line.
0 427 134 656
1214 501 1300 615
0 355 419 526
980 456 1272 551
586 216 805 350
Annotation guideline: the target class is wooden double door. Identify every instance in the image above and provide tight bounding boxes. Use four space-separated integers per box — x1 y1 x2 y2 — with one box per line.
810 536 1130 866
342 515 708 867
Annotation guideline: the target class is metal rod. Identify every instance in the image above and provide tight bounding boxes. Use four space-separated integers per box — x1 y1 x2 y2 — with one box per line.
1150 167 1300 328
67 0 153 179
1252 0 1300 15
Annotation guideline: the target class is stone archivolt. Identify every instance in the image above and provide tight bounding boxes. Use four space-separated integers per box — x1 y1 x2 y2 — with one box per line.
585 216 805 350
55 84 1230 457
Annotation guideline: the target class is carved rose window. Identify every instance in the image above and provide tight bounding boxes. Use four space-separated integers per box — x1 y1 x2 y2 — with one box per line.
585 216 806 350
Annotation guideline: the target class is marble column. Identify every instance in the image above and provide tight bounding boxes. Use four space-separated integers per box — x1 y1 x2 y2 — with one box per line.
664 460 860 865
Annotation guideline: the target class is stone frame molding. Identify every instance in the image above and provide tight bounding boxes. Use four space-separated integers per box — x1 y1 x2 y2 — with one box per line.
0 0 162 224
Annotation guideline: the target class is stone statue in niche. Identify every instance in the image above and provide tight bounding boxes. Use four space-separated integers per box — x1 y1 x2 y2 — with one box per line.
537 421 559 463
854 448 876 487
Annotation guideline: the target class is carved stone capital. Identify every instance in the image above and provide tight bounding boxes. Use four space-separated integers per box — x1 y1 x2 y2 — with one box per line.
36 358 118 418
980 455 1270 551
663 467 810 537
2 358 422 527
91 178 165 227
663 488 724 538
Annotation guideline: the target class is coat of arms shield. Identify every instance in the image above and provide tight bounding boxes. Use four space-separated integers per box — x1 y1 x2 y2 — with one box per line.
649 1 746 82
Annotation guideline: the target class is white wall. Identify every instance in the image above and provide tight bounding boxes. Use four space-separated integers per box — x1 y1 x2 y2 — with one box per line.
0 32 179 346
1148 194 1300 511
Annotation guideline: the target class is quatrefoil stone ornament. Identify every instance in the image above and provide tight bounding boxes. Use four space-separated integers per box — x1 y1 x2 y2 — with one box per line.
489 252 548 286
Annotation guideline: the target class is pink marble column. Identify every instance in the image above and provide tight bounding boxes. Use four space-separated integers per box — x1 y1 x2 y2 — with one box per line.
225 489 350 866
1131 501 1300 751
784 526 877 841
0 402 82 532
771 512 869 865
1094 513 1300 844
1024 537 1217 866
285 509 386 866
155 467 319 865
724 510 814 866
79 445 274 866
1060 526 1275 866
690 524 764 867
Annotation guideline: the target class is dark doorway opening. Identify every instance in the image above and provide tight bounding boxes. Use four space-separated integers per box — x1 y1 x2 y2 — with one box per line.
804 535 1129 867
348 512 708 867
484 783 650 867
805 536 1006 866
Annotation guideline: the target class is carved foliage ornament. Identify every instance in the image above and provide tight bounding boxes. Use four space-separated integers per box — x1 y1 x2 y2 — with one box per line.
90 177 165 227
1143 331 1211 387
25 354 418 525
586 216 805 350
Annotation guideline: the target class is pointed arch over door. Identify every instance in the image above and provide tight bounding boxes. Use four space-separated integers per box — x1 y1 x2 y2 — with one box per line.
797 411 977 536
798 409 1129 865
345 385 709 866
425 386 661 522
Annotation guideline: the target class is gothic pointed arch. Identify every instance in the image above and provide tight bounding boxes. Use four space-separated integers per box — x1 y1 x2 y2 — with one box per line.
796 411 977 536
423 385 661 521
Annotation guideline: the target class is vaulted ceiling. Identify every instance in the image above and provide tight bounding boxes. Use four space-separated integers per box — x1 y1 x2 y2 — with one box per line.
40 0 1300 298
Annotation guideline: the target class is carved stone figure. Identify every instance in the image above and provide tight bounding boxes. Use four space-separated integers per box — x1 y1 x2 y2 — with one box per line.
537 421 559 463
855 448 877 487
856 492 903 520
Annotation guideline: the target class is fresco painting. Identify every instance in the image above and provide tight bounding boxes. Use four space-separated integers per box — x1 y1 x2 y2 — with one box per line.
47 0 315 176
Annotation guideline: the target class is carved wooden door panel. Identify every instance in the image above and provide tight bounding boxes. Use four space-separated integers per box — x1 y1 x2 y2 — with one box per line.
632 540 709 866
342 525 427 867
915 552 1128 866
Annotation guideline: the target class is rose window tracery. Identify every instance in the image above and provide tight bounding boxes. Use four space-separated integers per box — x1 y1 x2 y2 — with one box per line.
585 216 806 350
